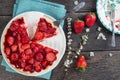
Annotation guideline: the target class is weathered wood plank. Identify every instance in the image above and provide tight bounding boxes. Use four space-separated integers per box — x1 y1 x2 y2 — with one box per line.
0 16 12 38
0 0 15 16
0 51 120 80
64 51 120 80
0 0 96 16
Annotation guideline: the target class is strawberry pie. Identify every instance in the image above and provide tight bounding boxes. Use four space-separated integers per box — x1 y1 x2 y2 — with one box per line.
4 17 58 73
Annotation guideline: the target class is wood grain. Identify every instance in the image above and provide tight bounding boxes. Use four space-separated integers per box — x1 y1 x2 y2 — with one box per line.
0 0 96 16
0 51 120 80
0 0 120 80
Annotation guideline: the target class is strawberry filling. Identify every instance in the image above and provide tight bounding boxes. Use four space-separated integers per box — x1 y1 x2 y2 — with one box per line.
32 18 57 41
4 17 58 73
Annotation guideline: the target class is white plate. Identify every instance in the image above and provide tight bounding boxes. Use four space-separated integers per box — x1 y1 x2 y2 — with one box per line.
1 11 66 76
96 0 120 34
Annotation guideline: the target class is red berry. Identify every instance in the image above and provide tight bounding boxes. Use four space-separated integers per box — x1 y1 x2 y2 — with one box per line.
35 65 41 72
7 36 14 46
11 53 19 61
46 52 56 62
33 32 44 40
24 65 32 71
39 22 48 32
28 58 34 64
21 44 30 50
74 19 85 34
76 55 87 71
35 53 43 61
41 60 48 69
5 47 11 56
85 12 96 27
24 48 32 55
11 44 18 52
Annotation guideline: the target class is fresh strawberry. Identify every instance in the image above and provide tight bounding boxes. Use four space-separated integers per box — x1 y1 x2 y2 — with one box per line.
10 53 19 61
74 19 85 34
76 55 87 71
35 53 43 61
46 52 56 62
85 12 96 27
5 48 11 56
7 36 14 46
11 44 18 52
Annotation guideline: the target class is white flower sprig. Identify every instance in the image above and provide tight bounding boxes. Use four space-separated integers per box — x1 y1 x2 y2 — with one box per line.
64 17 73 70
64 17 89 71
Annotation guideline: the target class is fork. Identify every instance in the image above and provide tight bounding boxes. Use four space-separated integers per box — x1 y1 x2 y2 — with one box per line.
53 1 85 27
110 3 116 47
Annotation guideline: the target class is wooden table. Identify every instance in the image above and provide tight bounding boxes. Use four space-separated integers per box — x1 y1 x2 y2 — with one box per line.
0 0 120 80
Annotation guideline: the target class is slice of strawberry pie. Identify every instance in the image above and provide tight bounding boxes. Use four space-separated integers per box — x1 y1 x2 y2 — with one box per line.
32 18 57 41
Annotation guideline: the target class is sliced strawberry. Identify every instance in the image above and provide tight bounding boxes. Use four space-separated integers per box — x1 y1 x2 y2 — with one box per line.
10 17 24 31
5 47 11 56
10 53 19 61
21 44 30 50
21 35 30 44
47 27 56 34
35 65 41 72
39 22 47 32
44 47 53 53
33 46 39 53
35 53 44 61
33 32 44 41
30 43 39 53
11 44 18 52
21 52 30 60
41 60 48 69
30 43 35 48
10 21 19 31
18 43 24 53
7 36 14 46
12 31 18 37
36 43 44 49
24 65 32 71
17 17 25 25
34 61 41 66
18 60 26 68
39 18 46 22
24 48 32 55
47 22 52 27
46 52 56 62
28 58 35 64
